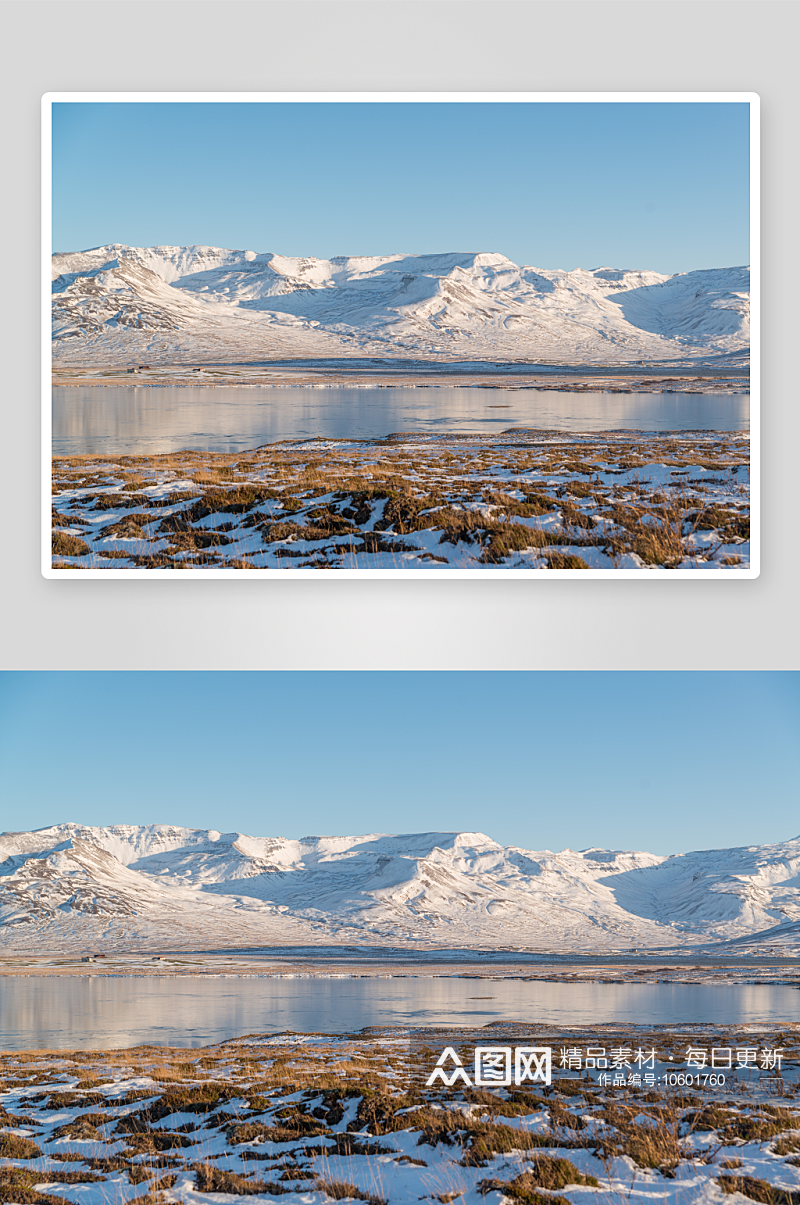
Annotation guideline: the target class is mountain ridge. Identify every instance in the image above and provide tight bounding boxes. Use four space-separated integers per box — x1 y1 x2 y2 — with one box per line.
51 245 750 368
1 824 795 955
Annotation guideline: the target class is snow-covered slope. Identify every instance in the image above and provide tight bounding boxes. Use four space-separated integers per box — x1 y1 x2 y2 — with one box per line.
1 825 796 954
51 245 750 368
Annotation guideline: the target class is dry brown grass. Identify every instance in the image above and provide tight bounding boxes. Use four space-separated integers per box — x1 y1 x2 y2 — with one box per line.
6 1027 800 1205
596 1101 683 1170
50 511 87 528
460 1121 572 1166
314 1178 386 1204
0 1133 41 1158
86 1155 177 1173
632 515 685 568
1 1169 100 1195
193 1165 286 1195
0 1170 79 1205
354 1088 425 1135
718 1112 800 1143
118 1130 199 1153
773 1135 800 1155
718 1175 800 1203
480 522 549 561
33 1172 105 1185
99 515 152 538
0 1188 77 1205
51 532 90 558
543 552 589 569
477 1177 569 1203
50 1112 106 1139
132 1081 238 1119
478 1158 597 1201
683 1104 740 1131
228 1119 328 1144
51 430 749 569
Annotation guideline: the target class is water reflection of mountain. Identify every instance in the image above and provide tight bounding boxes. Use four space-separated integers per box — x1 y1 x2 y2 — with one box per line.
0 977 797 1050
52 386 750 456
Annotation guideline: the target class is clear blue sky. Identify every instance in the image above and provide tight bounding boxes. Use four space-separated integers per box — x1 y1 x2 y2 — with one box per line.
51 101 751 274
1 672 793 855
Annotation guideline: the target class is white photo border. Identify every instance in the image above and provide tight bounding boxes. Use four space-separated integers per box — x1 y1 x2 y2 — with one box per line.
42 91 759 580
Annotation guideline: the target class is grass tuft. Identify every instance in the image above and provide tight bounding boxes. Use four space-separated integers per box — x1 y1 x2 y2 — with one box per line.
192 1165 289 1195
718 1176 800 1203
543 552 589 569
477 1171 572 1204
52 532 90 558
315 1179 386 1204
0 1133 41 1158
596 1102 683 1171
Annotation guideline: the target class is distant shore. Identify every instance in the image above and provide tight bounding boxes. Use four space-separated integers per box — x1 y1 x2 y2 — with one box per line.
51 358 750 393
2 954 797 985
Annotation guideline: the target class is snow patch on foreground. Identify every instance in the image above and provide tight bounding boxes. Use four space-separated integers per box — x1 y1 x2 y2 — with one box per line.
1 1029 798 1205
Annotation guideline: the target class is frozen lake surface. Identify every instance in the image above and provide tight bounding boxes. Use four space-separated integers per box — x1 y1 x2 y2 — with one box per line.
0 976 794 1049
52 386 750 455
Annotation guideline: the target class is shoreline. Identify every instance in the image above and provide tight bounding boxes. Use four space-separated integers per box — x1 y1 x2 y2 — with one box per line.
51 360 750 393
52 379 750 395
2 955 797 985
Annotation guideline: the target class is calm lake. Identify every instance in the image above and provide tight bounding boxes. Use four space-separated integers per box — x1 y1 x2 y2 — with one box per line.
0 977 795 1050
52 386 750 456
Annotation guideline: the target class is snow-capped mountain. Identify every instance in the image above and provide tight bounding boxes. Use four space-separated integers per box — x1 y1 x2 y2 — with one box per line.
51 245 750 367
1 825 796 954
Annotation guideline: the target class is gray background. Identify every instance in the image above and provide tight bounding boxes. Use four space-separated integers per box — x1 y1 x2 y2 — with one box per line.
2 1 795 669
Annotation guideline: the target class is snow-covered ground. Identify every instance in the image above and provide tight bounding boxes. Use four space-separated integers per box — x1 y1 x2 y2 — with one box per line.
51 246 750 368
2 825 798 956
50 429 751 573
1 1025 798 1205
